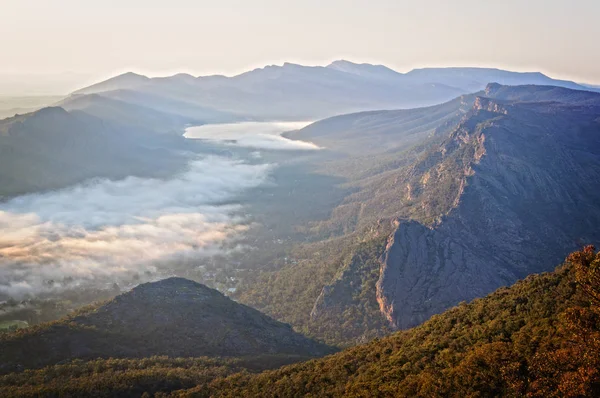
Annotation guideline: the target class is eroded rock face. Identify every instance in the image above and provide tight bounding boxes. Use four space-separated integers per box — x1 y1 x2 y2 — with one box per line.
377 93 600 329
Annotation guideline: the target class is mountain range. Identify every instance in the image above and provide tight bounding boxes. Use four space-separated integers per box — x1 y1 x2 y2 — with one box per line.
2 61 600 396
238 83 600 343
59 60 600 123
2 60 598 199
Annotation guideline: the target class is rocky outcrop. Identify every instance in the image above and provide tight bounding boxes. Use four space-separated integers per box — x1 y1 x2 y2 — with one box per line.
376 89 600 329
308 238 392 343
473 96 509 114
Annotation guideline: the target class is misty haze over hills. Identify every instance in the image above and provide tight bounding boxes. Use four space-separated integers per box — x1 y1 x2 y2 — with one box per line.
2 59 598 130
61 60 600 123
3 0 600 393
1 58 600 396
0 60 599 302
0 59 598 291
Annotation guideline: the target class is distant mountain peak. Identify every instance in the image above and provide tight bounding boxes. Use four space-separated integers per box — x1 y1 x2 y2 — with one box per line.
327 59 401 76
282 62 303 68
94 277 236 314
69 62 599 123
0 106 71 135
118 71 148 79
117 277 222 304
162 73 198 83
132 276 215 292
171 73 195 78
73 72 150 95
104 71 150 83
32 106 69 116
327 59 367 67
22 106 72 124
139 276 203 287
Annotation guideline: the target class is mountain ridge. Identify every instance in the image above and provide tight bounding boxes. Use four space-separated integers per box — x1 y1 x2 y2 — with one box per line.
73 62 599 94
236 84 600 346
370 86 600 329
67 62 598 122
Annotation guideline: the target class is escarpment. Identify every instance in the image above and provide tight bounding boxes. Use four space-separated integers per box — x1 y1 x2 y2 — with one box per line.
376 91 600 329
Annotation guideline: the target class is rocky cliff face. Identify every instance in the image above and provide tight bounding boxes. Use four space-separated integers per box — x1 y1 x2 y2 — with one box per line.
376 90 600 329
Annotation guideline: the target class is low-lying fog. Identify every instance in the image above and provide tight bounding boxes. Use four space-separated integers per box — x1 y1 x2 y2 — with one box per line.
0 121 317 299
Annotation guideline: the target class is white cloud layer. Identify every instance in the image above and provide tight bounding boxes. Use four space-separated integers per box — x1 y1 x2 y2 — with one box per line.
0 156 271 298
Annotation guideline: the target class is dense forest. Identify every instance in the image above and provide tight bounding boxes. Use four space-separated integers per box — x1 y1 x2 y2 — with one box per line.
2 247 599 397
177 246 600 397
237 235 393 346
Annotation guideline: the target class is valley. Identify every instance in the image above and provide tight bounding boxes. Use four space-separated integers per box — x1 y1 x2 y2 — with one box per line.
0 118 341 320
2 79 600 348
4 1 600 395
1 60 600 397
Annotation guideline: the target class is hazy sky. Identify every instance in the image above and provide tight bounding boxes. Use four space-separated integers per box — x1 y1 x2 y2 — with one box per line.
1 0 599 94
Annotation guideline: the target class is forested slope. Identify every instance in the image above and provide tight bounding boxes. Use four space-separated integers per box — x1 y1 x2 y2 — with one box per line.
180 247 600 397
3 247 598 397
238 84 600 345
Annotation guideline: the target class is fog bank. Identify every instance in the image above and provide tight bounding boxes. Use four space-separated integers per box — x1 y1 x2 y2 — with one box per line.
0 156 271 298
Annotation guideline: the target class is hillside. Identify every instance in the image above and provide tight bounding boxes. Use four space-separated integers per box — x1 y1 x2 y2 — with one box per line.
403 66 593 93
484 82 600 104
62 88 241 125
237 84 600 345
176 248 600 397
0 106 197 197
0 278 334 374
289 82 600 156
2 247 598 397
374 89 600 329
327 60 405 81
59 94 199 134
285 94 475 155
